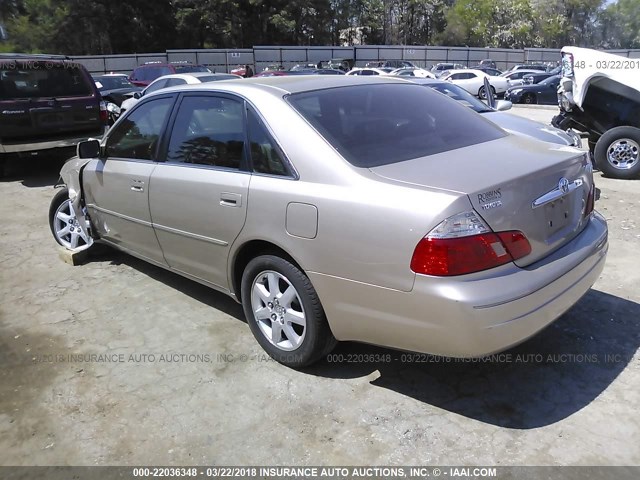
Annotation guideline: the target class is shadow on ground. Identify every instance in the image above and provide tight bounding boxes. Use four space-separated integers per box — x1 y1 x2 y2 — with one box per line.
106 251 246 322
1 157 64 188
307 289 640 429
83 248 639 430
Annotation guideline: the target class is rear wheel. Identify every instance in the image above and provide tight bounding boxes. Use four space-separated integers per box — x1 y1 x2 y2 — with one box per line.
594 126 640 179
49 188 94 251
241 255 336 368
478 85 496 99
522 93 536 104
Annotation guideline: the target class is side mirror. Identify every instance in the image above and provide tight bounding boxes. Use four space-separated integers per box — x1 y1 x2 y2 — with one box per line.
77 139 100 159
494 100 512 111
134 91 142 99
483 76 496 109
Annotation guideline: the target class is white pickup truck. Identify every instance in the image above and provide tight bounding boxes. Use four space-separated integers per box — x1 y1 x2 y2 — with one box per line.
552 46 640 179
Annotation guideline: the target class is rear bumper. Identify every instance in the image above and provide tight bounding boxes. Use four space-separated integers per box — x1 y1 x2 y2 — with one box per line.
310 211 608 357
0 129 105 155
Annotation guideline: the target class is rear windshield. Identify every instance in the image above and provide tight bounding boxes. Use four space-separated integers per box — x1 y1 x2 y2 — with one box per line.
426 83 493 113
95 76 133 91
135 66 172 81
0 62 93 100
174 65 211 74
287 83 505 167
198 74 236 82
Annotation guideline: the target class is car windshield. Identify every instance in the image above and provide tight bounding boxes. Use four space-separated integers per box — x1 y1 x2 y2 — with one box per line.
287 83 504 168
174 65 211 74
426 83 493 113
0 62 93 100
95 76 134 91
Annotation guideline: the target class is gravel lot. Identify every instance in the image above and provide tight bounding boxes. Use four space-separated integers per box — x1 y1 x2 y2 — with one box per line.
1 106 639 467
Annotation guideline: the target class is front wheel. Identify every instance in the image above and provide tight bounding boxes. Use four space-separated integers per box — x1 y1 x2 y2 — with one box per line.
594 126 640 179
49 188 93 251
522 93 536 104
241 255 336 368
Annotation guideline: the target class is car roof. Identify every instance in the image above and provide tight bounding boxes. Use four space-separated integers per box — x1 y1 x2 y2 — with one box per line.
94 73 128 78
348 67 387 73
150 72 234 83
443 69 486 75
503 69 542 74
150 75 412 98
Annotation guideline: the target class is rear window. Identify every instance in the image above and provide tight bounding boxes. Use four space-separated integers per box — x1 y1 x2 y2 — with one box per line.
174 65 212 74
198 75 236 82
0 62 93 100
136 66 172 82
95 76 133 91
287 83 505 167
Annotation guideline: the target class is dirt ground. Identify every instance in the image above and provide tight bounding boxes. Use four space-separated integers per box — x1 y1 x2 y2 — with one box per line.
1 106 639 467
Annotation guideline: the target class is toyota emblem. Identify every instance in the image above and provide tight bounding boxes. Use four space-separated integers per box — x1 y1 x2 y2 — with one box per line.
558 177 570 194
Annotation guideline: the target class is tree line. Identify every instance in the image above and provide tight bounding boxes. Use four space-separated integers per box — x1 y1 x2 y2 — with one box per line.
1 0 639 55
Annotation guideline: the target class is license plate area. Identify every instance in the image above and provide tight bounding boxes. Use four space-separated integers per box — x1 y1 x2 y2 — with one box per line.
37 112 66 127
545 196 572 235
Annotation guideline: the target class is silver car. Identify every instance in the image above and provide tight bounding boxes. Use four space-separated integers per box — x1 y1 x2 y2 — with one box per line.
49 76 608 367
410 78 581 146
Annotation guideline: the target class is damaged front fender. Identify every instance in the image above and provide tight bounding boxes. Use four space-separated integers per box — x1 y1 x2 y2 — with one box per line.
59 155 93 249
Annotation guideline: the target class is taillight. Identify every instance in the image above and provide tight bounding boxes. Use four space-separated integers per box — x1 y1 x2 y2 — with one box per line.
411 211 531 276
584 184 595 217
561 52 574 77
99 100 108 124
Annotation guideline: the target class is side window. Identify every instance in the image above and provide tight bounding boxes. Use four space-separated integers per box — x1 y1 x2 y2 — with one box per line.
248 109 289 177
164 78 186 88
145 79 167 94
167 95 245 169
106 97 173 160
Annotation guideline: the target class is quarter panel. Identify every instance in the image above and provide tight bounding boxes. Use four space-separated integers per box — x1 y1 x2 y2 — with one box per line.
235 172 466 293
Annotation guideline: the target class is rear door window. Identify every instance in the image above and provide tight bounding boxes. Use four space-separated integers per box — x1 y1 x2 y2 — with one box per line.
166 95 245 169
288 83 505 167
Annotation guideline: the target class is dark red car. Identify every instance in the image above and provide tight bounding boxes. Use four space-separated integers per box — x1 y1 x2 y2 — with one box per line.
1 54 107 176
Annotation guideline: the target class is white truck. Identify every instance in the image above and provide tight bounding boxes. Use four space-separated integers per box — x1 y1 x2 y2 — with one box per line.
552 46 640 179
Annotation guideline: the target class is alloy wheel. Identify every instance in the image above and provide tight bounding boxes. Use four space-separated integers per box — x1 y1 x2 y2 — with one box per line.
250 270 306 351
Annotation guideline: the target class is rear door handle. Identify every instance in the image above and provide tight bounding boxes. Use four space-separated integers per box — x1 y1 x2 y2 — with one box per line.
131 179 145 192
220 192 242 207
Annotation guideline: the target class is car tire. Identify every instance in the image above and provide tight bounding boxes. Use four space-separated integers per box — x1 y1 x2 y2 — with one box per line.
594 126 640 179
523 93 536 104
478 85 496 99
49 187 94 251
241 254 337 368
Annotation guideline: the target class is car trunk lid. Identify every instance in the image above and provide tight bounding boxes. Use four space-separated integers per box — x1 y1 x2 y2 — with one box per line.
369 135 593 267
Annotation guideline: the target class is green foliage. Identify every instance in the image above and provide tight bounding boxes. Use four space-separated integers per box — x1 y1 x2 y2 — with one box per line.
0 0 637 53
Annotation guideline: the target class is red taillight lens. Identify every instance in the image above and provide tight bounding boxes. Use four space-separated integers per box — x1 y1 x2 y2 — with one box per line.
99 101 108 124
496 231 531 260
411 230 531 277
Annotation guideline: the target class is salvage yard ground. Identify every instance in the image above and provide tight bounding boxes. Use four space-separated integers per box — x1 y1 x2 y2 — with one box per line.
1 106 639 466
